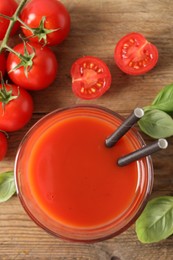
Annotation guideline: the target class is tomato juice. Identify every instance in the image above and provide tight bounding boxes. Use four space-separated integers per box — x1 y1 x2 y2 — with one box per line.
15 106 153 242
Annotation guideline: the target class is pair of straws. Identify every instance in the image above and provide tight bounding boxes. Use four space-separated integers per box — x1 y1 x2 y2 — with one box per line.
105 108 168 167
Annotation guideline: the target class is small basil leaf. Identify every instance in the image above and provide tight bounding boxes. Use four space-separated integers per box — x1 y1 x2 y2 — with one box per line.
136 196 173 243
138 109 173 138
0 171 16 203
151 84 173 112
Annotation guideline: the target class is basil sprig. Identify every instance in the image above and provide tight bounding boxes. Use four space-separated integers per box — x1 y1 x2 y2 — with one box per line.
136 196 173 243
138 83 173 138
0 171 16 203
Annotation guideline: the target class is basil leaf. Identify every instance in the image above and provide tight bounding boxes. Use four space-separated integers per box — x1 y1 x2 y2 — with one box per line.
151 84 173 112
136 196 173 243
0 171 16 203
138 109 173 138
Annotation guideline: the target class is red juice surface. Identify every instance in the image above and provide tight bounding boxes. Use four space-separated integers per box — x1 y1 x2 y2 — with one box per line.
25 111 140 229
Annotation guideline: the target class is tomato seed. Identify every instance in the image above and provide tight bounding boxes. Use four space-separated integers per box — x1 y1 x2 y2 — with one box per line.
129 38 134 43
80 87 85 93
133 65 139 69
97 69 102 73
91 88 96 93
123 43 129 48
150 54 153 59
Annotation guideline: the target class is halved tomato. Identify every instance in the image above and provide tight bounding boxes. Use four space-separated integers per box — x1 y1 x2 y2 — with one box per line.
114 32 158 75
71 56 112 100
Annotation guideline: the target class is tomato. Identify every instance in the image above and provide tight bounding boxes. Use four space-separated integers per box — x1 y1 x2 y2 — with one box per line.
0 53 6 76
114 32 158 75
71 56 112 100
0 84 33 132
0 131 8 161
20 0 70 46
6 42 58 90
0 0 19 40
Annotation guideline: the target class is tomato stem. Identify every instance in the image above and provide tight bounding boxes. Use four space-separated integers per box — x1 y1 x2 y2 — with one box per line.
17 17 33 33
0 13 13 21
18 16 60 45
5 45 23 59
0 73 20 106
0 0 28 53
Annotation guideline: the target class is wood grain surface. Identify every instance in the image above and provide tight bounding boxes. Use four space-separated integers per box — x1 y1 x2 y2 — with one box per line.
1 0 173 259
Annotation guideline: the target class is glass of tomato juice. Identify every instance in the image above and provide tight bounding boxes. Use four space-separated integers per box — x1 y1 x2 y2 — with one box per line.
14 105 154 242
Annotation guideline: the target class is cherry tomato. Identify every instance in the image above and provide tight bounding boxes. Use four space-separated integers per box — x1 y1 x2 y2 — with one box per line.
20 0 70 46
6 42 58 90
0 131 8 161
71 56 112 100
0 84 33 132
0 0 19 40
114 32 158 75
0 53 6 76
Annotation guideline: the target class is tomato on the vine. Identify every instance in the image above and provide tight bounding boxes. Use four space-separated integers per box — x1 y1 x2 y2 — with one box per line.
0 53 6 76
0 0 19 40
6 42 58 90
20 0 70 46
114 32 158 75
0 131 8 161
71 56 112 100
0 84 33 132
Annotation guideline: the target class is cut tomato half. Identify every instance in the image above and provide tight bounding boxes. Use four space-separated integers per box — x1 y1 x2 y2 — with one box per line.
71 56 112 100
114 32 158 75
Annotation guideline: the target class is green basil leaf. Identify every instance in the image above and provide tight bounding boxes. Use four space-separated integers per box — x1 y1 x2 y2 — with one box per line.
151 84 173 112
136 196 173 243
0 171 16 203
138 109 173 138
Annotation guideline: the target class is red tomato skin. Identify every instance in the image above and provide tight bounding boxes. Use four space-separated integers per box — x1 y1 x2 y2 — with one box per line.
114 32 158 75
0 0 19 40
20 0 70 46
6 42 58 90
0 84 33 132
0 132 7 161
0 53 6 76
71 56 112 100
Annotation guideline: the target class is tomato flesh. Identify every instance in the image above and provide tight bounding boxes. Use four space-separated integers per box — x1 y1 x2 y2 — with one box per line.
71 56 112 100
114 32 158 75
0 132 7 161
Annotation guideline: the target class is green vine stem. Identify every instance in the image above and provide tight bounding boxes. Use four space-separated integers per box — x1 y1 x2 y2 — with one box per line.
17 16 33 32
5 45 24 59
0 0 28 53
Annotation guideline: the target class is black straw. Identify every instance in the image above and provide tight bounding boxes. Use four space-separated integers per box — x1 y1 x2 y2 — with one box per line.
105 108 144 148
117 139 168 167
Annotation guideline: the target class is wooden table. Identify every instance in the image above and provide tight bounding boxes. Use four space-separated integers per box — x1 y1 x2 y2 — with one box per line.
1 0 173 259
